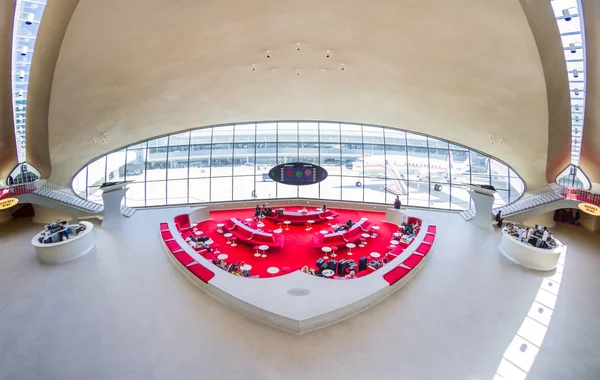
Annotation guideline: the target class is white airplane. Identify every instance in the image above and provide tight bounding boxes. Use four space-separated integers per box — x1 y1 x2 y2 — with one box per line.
345 151 472 190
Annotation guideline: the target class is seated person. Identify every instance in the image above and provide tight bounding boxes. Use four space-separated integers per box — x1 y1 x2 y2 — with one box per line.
299 206 308 213
402 224 414 235
321 205 327 212
344 270 356 279
335 224 348 232
345 220 354 228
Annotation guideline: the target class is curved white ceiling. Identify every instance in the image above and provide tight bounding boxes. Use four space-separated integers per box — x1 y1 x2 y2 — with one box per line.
549 0 587 166
11 0 48 163
47 0 550 188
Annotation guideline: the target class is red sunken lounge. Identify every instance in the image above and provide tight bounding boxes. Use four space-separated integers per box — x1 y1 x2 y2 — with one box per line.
162 206 435 281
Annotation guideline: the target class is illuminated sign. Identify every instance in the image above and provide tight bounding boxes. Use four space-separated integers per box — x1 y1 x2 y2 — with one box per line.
578 202 600 216
0 197 19 210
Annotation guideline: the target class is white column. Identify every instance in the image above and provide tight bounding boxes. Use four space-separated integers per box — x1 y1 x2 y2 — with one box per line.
469 190 495 231
101 187 128 228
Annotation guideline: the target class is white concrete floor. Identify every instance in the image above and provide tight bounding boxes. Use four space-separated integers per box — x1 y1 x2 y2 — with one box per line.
0 208 599 380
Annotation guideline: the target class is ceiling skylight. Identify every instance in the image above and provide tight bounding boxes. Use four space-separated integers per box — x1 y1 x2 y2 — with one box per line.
11 0 48 163
550 0 587 166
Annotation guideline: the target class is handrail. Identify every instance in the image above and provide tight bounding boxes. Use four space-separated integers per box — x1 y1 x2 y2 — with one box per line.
561 188 600 206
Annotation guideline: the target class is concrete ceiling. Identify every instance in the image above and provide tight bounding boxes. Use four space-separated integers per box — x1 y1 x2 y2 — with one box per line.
25 0 80 179
581 0 600 186
0 1 17 179
519 0 572 184
38 0 551 187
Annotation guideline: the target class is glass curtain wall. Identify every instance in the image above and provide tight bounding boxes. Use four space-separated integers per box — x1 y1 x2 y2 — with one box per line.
72 122 525 210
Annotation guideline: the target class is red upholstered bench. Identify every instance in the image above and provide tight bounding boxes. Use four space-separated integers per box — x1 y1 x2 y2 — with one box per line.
427 225 437 233
174 214 192 232
402 254 423 269
383 266 411 285
161 231 173 240
356 269 370 278
166 240 182 253
423 233 435 244
160 222 169 231
416 243 432 256
187 263 215 283
173 251 195 266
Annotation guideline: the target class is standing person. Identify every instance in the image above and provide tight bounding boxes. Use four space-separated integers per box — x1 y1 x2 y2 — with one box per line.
495 210 503 228
251 189 257 199
393 196 401 210
541 227 549 242
7 175 14 193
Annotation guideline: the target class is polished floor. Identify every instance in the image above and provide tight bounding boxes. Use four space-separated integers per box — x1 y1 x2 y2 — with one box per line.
1 208 599 380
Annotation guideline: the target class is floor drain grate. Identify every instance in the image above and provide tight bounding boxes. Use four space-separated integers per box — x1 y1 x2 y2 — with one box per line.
287 288 310 296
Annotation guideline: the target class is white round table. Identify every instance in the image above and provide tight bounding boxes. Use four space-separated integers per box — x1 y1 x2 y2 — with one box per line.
370 252 381 259
245 218 253 223
205 239 214 245
321 246 332 259
360 233 370 247
390 240 400 246
320 230 329 235
306 220 315 231
224 233 233 244
216 223 225 233
194 230 203 236
371 225 380 238
259 244 269 258
257 223 265 231
217 254 228 260
273 229 283 234
267 267 280 274
283 221 291 230
322 269 334 277
326 216 334 225
346 243 356 255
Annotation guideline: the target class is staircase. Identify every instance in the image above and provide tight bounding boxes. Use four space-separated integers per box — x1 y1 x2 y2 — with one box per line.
385 164 408 195
9 180 137 218
460 183 580 222
493 184 565 217
34 181 104 213
459 209 476 221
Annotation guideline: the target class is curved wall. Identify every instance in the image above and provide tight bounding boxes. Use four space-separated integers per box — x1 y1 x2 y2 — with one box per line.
0 0 17 180
71 121 525 211
48 0 549 189
519 0 573 183
25 0 80 178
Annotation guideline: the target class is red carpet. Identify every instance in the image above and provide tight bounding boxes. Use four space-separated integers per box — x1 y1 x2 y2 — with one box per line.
194 207 400 278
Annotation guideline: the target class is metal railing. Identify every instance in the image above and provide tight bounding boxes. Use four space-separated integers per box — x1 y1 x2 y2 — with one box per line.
560 188 600 206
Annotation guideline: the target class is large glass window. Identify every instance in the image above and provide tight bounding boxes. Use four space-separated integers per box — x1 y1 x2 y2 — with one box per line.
74 121 525 210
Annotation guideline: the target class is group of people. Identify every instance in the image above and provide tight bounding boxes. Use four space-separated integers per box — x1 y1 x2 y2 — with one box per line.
334 219 355 232
302 256 389 279
38 220 81 243
212 259 251 277
185 235 212 252
506 223 557 249
400 221 419 236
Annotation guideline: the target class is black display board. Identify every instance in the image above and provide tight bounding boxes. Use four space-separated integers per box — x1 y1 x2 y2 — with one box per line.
268 162 328 186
